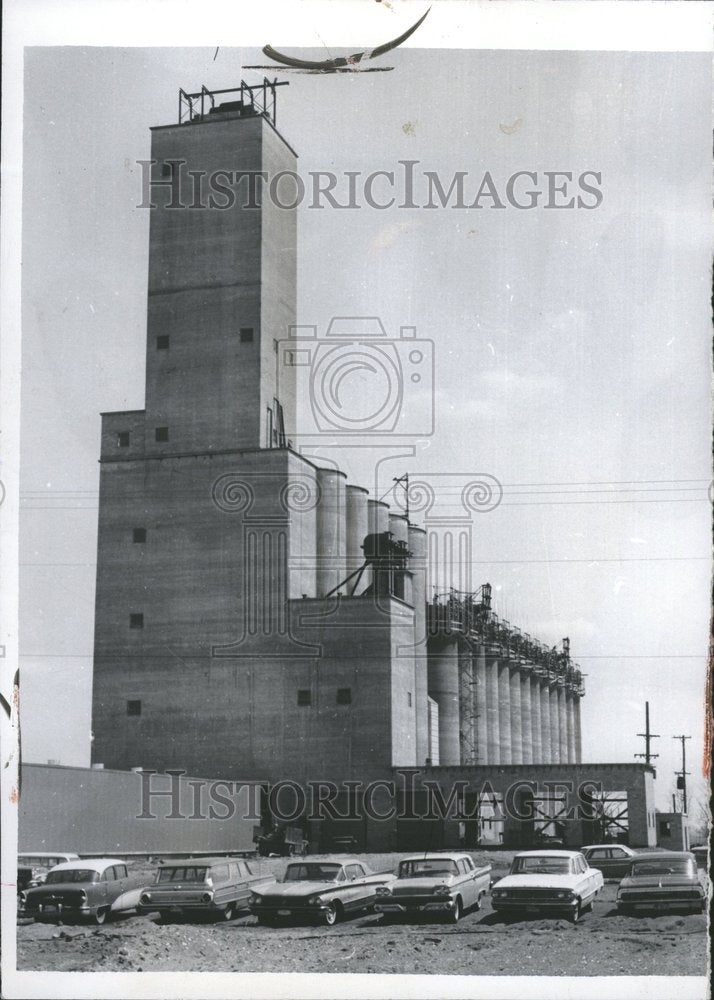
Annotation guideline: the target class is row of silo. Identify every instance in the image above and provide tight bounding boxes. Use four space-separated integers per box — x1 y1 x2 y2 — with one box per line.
426 639 582 765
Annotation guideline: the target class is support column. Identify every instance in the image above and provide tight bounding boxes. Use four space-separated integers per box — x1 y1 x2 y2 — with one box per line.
459 644 475 765
427 640 460 766
566 693 576 764
498 660 512 764
540 682 552 762
474 644 488 764
574 696 582 763
558 686 568 762
520 668 533 764
509 666 522 764
530 675 542 762
485 651 501 764
549 684 560 763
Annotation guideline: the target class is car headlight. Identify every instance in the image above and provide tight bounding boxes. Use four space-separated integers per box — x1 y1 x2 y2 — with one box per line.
18 892 27 905
556 892 566 898
249 893 262 904
306 894 322 905
376 886 391 897
140 893 151 905
433 885 451 896
201 892 214 903
492 890 504 898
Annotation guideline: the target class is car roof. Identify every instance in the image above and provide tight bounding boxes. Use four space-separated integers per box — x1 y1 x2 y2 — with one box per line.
400 854 471 863
581 844 633 851
50 858 125 873
285 857 361 866
514 850 582 858
160 857 244 867
631 851 695 861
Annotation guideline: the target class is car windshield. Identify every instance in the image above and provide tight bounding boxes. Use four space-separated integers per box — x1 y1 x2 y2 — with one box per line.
631 860 694 876
45 869 98 884
157 867 208 883
511 856 572 875
399 859 459 878
283 863 344 882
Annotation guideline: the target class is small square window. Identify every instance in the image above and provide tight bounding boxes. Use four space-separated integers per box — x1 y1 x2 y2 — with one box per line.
156 335 170 350
133 528 147 543
117 431 130 448
127 700 142 716
129 613 144 629
336 687 352 705
297 689 311 707
161 162 172 178
155 426 169 442
240 327 254 343
407 691 413 707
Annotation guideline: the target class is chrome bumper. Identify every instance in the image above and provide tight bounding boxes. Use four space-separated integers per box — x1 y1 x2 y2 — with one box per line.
491 898 577 911
375 899 455 913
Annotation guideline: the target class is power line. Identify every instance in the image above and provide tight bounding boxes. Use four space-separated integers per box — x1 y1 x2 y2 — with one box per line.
17 652 707 659
18 555 710 567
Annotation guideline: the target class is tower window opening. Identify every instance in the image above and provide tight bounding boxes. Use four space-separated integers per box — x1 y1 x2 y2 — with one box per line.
155 426 169 442
160 162 172 178
129 613 144 629
126 700 142 716
297 689 311 707
133 528 147 543
336 687 352 705
117 431 130 448
240 327 254 343
156 335 170 350
407 691 413 707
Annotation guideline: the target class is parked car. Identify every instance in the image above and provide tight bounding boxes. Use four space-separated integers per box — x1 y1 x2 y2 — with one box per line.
138 857 271 921
691 846 708 870
248 858 396 926
616 851 706 914
580 844 637 880
374 852 492 923
490 850 604 923
17 853 79 893
19 858 145 925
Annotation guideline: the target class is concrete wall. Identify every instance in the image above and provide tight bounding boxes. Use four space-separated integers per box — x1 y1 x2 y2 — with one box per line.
19 764 259 856
139 112 296 456
92 447 325 776
656 811 690 851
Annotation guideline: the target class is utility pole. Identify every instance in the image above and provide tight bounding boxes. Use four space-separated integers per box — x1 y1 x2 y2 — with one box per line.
672 734 691 813
392 473 409 521
634 701 660 767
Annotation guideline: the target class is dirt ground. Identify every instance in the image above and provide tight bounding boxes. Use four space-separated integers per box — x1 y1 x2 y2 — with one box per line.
14 852 710 976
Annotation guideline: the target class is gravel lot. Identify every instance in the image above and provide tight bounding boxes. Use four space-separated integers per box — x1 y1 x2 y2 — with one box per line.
15 852 709 976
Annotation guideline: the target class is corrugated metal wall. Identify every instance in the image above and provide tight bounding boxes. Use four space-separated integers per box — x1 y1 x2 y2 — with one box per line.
19 764 262 856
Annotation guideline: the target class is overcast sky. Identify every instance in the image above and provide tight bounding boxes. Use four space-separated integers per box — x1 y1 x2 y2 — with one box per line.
18 44 711 813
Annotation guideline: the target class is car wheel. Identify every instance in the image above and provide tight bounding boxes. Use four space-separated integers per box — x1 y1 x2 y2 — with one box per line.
474 892 484 912
322 902 339 926
93 907 108 926
569 901 581 924
449 897 462 923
